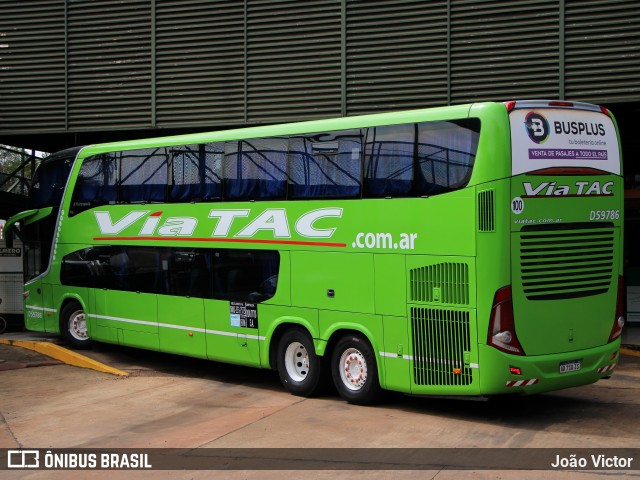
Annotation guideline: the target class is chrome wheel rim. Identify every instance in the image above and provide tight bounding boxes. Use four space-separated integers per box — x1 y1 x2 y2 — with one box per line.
284 341 309 382
339 347 367 391
68 310 88 341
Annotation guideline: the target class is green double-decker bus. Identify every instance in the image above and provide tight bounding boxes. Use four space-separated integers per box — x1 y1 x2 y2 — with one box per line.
4 100 625 404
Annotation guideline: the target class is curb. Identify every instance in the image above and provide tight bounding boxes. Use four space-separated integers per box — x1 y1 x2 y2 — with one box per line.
620 347 640 358
0 339 128 377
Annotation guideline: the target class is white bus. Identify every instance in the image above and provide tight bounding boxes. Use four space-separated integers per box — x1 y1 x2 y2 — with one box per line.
0 222 24 333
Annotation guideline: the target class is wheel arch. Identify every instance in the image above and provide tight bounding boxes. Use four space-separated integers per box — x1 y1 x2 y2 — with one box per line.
58 294 87 333
266 317 318 370
322 326 385 387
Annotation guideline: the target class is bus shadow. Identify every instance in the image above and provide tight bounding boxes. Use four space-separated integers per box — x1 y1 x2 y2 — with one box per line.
90 341 283 392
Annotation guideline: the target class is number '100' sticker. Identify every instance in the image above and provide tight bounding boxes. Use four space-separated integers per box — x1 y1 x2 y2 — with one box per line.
511 197 525 214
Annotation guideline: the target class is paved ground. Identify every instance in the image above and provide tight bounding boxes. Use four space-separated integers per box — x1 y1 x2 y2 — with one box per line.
1 328 639 479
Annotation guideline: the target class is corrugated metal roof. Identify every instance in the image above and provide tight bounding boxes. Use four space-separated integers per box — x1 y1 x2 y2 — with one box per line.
0 0 638 140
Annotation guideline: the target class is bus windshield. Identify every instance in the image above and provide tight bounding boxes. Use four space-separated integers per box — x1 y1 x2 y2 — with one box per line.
29 147 82 209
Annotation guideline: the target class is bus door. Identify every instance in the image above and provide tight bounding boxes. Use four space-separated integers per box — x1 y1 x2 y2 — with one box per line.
203 249 275 368
157 249 207 358
91 246 160 350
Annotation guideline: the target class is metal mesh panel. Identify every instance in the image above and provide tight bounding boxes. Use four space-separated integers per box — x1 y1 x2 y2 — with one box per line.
67 0 152 129
246 0 342 122
155 0 245 125
0 274 24 314
346 0 448 114
410 263 470 305
0 1 66 131
411 307 472 386
565 0 640 102
450 0 560 102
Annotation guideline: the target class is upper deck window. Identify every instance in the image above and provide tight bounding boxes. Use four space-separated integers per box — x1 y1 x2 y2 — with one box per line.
69 118 480 215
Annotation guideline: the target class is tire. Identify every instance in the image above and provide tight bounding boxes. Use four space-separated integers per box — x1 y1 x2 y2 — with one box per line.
331 333 383 405
276 327 327 397
0 316 7 335
59 301 92 350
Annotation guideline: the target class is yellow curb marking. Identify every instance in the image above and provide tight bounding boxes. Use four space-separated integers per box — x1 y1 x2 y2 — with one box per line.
0 339 128 376
620 347 640 358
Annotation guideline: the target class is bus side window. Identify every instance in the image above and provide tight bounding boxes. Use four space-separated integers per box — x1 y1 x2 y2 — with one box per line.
119 148 169 204
416 119 480 195
169 143 223 202
210 249 280 302
288 130 362 199
223 138 288 200
363 124 415 197
167 249 211 298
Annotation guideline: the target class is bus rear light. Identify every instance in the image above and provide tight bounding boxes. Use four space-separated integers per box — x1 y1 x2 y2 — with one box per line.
600 105 611 117
526 167 609 176
608 276 625 342
488 286 525 355
504 101 517 113
509 366 522 376
549 101 574 108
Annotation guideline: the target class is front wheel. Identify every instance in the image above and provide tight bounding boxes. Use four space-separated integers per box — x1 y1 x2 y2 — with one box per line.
60 301 92 350
276 327 327 397
331 333 383 405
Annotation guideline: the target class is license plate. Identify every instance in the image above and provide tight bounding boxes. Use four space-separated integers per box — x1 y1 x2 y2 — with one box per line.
559 360 581 374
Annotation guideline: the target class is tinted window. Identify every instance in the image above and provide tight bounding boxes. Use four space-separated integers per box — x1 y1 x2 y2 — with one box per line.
416 119 479 195
170 143 223 202
71 154 119 214
224 138 288 200
119 148 168 203
29 156 75 209
288 130 362 198
69 118 480 213
364 124 414 197
61 246 279 302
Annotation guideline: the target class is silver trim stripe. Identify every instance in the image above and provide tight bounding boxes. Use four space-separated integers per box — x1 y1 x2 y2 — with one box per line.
25 305 57 313
88 313 266 341
380 351 479 369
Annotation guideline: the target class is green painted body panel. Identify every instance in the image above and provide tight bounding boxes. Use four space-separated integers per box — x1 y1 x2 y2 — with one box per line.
18 101 624 398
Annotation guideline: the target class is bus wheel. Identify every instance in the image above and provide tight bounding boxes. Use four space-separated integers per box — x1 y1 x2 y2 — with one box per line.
60 301 91 350
276 327 325 397
331 333 383 405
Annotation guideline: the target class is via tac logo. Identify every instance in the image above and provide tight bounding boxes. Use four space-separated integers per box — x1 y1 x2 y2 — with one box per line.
524 112 550 144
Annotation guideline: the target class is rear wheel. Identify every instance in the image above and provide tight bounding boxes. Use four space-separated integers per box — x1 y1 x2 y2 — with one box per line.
331 333 383 405
60 301 91 349
276 327 327 397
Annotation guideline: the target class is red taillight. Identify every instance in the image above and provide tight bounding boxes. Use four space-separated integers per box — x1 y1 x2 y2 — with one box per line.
608 276 625 342
504 101 517 113
600 105 612 117
488 286 525 355
549 101 574 108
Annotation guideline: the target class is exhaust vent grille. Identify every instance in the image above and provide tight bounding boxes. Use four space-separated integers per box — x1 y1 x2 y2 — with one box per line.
519 223 615 300
410 263 469 305
411 307 472 386
478 189 495 232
